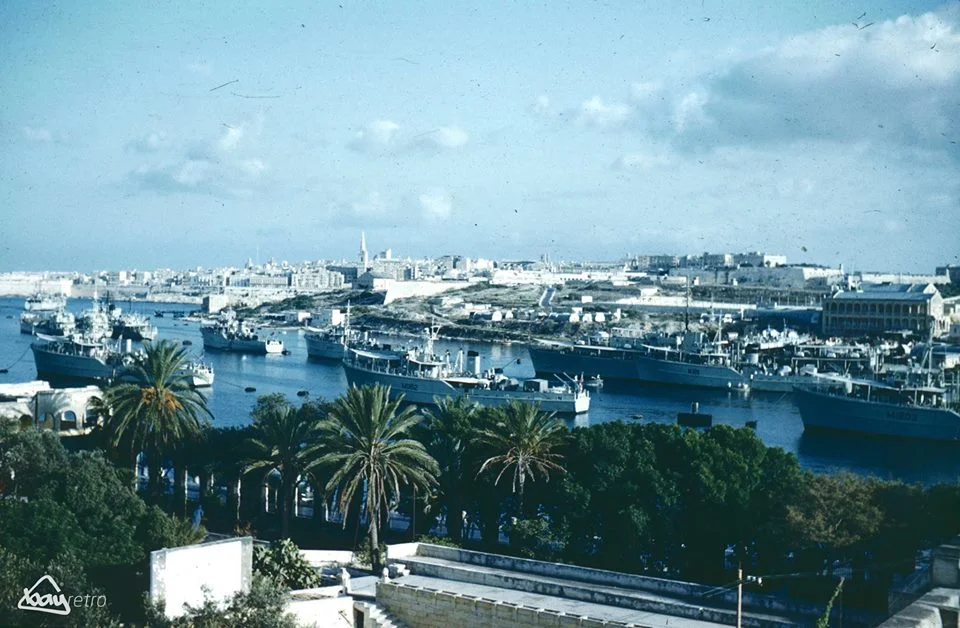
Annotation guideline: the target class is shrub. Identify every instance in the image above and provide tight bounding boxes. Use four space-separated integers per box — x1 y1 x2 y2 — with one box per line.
253 539 321 590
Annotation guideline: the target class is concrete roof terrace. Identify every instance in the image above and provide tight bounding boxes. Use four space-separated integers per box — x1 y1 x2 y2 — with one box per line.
377 543 833 628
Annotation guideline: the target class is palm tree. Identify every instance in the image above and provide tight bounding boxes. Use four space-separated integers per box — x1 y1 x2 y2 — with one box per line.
315 385 438 574
243 396 325 538
105 339 211 504
420 395 479 543
474 400 567 516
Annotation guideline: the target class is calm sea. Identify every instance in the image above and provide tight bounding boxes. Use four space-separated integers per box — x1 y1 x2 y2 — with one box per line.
1 297 958 485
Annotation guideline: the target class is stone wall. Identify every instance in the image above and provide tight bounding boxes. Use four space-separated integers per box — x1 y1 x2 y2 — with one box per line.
377 581 626 628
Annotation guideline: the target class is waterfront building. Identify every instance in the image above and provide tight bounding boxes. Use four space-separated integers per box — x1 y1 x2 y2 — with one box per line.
733 251 788 267
0 272 74 297
357 270 393 291
291 268 345 290
0 381 102 435
821 283 947 337
857 271 951 285
935 264 960 284
668 264 842 289
202 294 231 314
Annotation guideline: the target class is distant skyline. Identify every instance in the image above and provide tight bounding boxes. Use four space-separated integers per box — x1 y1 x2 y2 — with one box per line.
1 1 958 273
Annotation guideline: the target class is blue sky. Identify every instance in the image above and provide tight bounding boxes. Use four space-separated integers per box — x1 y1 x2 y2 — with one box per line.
1 1 958 272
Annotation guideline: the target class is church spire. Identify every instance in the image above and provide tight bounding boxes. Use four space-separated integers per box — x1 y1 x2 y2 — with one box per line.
359 231 369 270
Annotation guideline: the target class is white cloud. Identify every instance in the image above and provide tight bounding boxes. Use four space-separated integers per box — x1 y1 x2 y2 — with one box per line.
430 126 469 149
351 191 391 216
613 151 671 170
419 188 452 220
630 81 663 104
532 95 551 115
659 7 960 153
414 125 470 151
349 119 401 152
22 126 57 143
240 159 267 177
217 125 244 152
128 123 268 197
187 61 213 76
672 91 710 133
577 97 631 129
128 132 167 153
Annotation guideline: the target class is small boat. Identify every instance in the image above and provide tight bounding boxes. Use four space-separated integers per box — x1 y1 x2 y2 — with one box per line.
583 375 604 390
296 390 309 397
244 386 256 393
630 413 644 421
677 402 712 427
183 340 193 346
0 368 8 374
281 349 291 356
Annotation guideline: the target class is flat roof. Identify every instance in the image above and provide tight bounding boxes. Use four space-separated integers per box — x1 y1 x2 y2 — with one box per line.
389 574 725 628
831 291 935 302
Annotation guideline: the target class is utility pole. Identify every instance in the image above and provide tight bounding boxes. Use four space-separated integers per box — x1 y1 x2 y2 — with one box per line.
737 564 743 628
737 563 762 628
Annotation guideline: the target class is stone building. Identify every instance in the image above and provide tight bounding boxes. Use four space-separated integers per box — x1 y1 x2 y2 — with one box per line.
821 283 946 337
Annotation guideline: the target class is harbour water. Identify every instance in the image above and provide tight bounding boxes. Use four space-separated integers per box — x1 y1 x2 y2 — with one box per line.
1 297 958 485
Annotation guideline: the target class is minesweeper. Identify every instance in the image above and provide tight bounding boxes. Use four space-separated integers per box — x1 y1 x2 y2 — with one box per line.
201 311 283 355
794 376 960 441
527 332 748 391
342 325 590 414
31 335 213 387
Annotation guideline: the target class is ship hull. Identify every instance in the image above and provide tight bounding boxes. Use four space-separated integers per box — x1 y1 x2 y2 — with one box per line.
794 387 960 441
201 328 282 354
528 346 746 390
747 374 824 393
32 346 119 383
342 362 588 414
305 334 345 360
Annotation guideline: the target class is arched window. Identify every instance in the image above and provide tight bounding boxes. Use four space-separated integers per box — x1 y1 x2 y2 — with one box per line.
61 410 77 429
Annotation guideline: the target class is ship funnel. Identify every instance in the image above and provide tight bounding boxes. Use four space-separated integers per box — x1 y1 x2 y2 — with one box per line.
468 350 481 375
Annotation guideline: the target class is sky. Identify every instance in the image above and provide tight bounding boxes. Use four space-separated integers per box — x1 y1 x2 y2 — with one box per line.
1 1 958 273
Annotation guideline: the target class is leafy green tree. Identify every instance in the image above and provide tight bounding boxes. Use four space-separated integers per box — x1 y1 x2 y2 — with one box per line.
751 447 805 571
243 395 324 538
146 574 297 628
0 548 118 627
786 472 882 574
925 483 960 543
475 401 567 517
316 385 438 574
253 539 322 590
559 422 674 572
0 427 205 625
419 395 479 543
199 426 254 528
869 480 926 568
104 340 212 504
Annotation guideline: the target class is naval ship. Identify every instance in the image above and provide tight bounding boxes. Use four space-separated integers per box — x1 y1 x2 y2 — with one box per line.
794 376 960 441
201 312 283 354
527 332 749 391
31 334 214 387
342 325 590 414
